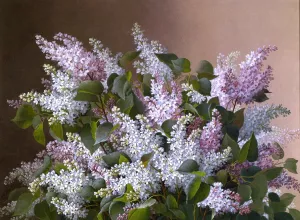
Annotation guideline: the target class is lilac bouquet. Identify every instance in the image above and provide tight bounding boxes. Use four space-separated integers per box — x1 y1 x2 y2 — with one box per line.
1 24 300 220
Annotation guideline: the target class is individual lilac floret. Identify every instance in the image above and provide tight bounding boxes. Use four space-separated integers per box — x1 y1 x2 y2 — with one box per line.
36 33 106 82
197 182 241 214
199 110 223 153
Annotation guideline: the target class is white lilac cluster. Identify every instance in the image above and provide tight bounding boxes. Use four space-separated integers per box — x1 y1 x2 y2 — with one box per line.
131 23 172 79
19 67 88 125
239 104 290 140
4 158 43 186
98 161 160 200
182 83 206 104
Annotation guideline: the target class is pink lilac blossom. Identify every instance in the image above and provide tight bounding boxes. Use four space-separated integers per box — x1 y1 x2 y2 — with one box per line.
212 46 277 107
269 171 300 193
144 78 182 125
199 110 223 153
197 182 241 214
36 33 106 82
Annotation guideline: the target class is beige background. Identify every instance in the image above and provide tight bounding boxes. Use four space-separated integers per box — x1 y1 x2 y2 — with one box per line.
0 0 299 205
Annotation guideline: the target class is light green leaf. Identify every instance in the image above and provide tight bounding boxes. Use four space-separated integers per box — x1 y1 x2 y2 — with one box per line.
33 122 45 146
95 122 113 144
166 195 178 209
14 193 34 216
109 201 125 220
280 193 295 207
12 104 36 129
186 176 202 200
238 184 252 202
49 122 63 141
284 158 298 174
128 207 150 220
171 58 191 73
118 51 141 68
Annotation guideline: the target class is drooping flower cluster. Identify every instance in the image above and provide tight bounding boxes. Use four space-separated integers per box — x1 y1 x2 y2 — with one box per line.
2 24 300 220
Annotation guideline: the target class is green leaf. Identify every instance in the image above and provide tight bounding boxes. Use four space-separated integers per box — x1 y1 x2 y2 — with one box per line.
8 187 29 201
74 80 104 101
251 174 268 202
171 58 191 73
117 94 134 114
112 75 131 100
14 193 34 216
239 133 258 163
196 103 210 120
141 152 154 167
129 93 145 118
161 119 176 138
253 90 269 103
238 184 252 202
222 134 240 161
241 166 262 182
45 192 57 204
274 212 294 220
49 122 63 141
216 170 228 185
169 209 186 219
138 198 157 208
100 195 117 213
128 207 150 220
80 124 97 153
107 73 119 88
92 178 106 190
166 195 178 209
237 211 261 220
79 186 95 200
260 167 283 181
12 104 36 129
54 163 68 174
222 124 239 141
270 201 287 213
118 51 141 68
208 97 220 105
186 176 202 200
77 80 104 95
109 201 125 220
233 108 245 128
34 155 52 177
196 60 214 74
183 103 199 115
34 200 57 220
119 154 130 164
289 209 300 220
33 122 45 146
32 115 42 129
191 171 206 177
153 203 167 214
198 78 211 95
95 122 113 144
250 200 265 215
155 53 178 67
272 142 285 160
268 192 280 202
284 158 298 174
197 72 217 80
102 152 131 167
280 193 295 206
192 182 210 203
177 159 199 173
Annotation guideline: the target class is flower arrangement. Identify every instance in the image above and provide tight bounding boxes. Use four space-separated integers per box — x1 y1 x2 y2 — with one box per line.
1 23 300 220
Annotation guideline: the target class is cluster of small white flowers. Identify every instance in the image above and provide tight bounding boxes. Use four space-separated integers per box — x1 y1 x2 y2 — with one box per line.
197 182 240 214
51 197 88 220
200 147 232 176
239 104 290 140
4 158 43 186
110 107 163 161
39 168 89 195
100 161 160 200
0 201 17 219
131 23 172 79
182 83 206 104
89 38 125 77
19 68 89 125
154 114 200 191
